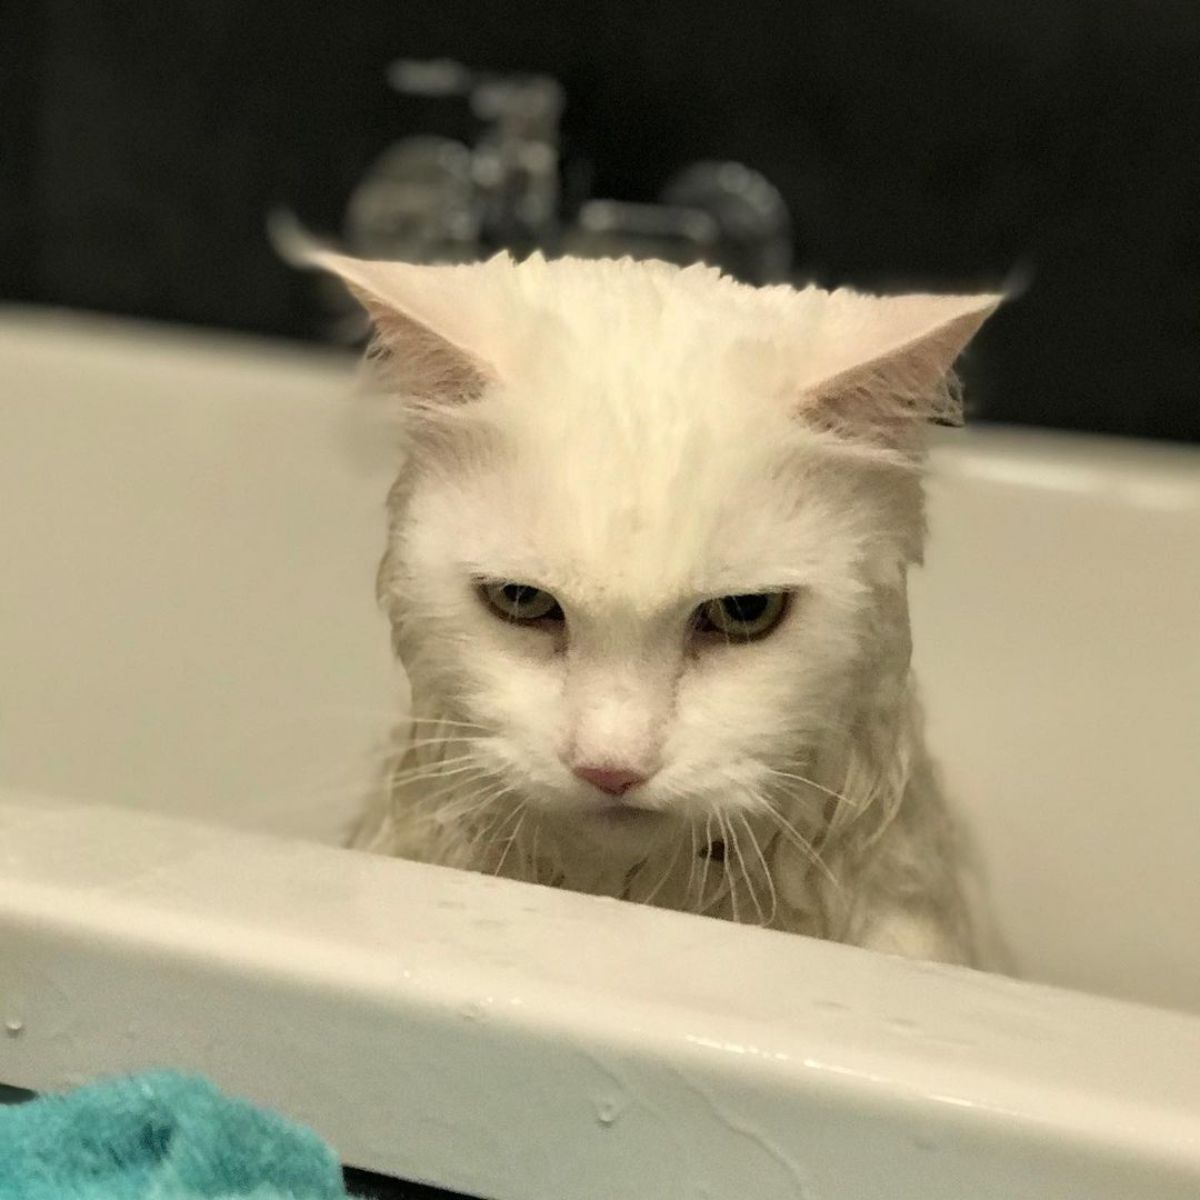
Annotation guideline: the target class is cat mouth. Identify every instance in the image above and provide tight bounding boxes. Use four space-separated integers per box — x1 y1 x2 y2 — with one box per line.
586 802 662 825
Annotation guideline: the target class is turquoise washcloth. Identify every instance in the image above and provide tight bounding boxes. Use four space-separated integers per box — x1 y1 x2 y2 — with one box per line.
0 1071 348 1200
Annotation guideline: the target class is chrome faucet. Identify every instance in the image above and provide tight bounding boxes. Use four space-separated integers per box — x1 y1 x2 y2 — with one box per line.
342 59 793 285
343 59 562 263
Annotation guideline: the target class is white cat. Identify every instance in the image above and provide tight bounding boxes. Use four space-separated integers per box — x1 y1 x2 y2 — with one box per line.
299 242 1003 967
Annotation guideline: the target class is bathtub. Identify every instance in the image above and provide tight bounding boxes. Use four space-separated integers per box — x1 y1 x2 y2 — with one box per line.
2 308 1198 1199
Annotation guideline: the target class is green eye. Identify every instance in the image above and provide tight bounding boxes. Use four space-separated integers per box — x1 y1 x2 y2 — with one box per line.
481 581 564 624
694 592 789 641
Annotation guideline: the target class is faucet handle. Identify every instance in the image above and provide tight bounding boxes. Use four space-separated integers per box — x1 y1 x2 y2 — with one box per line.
471 74 564 146
385 57 565 254
388 58 563 144
387 58 475 99
660 162 793 284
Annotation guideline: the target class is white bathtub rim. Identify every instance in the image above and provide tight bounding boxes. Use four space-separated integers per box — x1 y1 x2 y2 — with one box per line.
2 788 1198 1178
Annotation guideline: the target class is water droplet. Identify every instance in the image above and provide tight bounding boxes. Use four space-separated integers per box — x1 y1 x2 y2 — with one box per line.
811 998 848 1012
4 1018 23 1037
594 1096 626 1127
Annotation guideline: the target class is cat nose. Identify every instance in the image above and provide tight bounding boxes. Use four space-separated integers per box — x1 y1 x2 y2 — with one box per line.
572 764 648 796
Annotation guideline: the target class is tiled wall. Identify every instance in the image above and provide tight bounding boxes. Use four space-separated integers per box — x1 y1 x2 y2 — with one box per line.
5 0 1199 440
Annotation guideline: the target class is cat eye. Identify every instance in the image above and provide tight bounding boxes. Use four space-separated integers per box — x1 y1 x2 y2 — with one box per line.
693 592 789 641
480 581 564 625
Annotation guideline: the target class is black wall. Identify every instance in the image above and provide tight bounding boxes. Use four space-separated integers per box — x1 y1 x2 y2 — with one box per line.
5 0 1200 440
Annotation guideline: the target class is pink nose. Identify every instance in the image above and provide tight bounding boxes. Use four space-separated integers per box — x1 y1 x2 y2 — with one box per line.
573 764 648 796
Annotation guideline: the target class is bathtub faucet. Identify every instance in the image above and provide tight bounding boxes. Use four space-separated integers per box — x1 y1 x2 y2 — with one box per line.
341 58 793 285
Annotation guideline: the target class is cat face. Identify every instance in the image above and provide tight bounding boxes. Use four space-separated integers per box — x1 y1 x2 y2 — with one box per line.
393 461 895 839
296 245 998 842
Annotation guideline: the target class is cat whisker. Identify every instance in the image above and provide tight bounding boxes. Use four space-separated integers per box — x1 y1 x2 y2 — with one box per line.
394 753 490 775
391 755 495 787
698 813 716 910
685 822 700 909
434 776 509 815
430 765 516 814
350 739 477 777
402 734 490 755
719 812 741 925
757 802 839 890
458 796 514 859
393 763 493 792
411 774 501 821
763 765 860 810
726 813 766 927
737 811 778 928
641 834 685 908
400 735 495 751
529 813 544 885
491 805 528 877
403 716 492 731
471 787 520 834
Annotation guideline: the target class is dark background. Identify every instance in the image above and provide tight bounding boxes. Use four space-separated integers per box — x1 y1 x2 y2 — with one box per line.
4 0 1200 440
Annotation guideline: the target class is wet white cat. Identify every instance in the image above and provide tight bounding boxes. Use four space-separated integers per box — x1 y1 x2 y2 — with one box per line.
301 243 1001 966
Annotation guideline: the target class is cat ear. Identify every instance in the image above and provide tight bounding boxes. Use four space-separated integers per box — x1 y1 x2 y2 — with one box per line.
279 226 506 402
799 291 1002 443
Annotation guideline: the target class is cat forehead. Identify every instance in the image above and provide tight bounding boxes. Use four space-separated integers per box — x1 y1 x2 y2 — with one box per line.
497 253 787 312
406 277 906 603
468 262 815 449
460 255 927 399
358 252 990 604
413 421 885 611
503 257 812 361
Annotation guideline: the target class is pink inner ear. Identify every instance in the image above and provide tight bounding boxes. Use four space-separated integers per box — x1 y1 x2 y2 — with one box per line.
363 298 494 404
800 296 1000 440
286 234 508 402
805 353 965 435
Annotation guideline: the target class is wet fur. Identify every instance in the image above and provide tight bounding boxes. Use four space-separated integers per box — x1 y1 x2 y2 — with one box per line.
297 246 1004 967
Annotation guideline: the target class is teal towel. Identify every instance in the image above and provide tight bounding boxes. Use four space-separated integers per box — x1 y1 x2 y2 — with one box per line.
0 1071 348 1200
